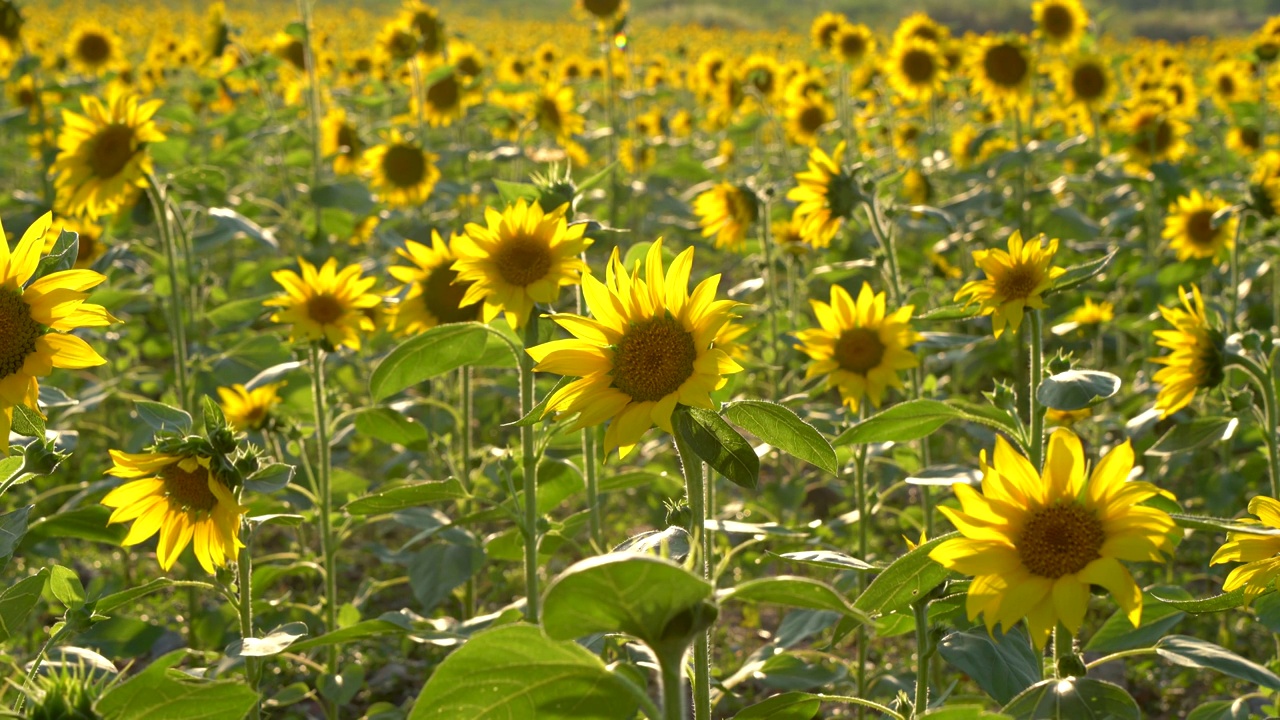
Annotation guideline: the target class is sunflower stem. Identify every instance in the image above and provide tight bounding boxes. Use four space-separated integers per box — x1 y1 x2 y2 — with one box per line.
761 194 781 398
575 272 603 550
144 176 191 414
672 428 711 720
308 342 340 719
912 597 931 717
602 24 620 229
1228 352 1280 497
852 406 870 718
1229 208 1246 332
236 526 261 718
519 309 541 622
1027 309 1045 468
296 0 325 244
658 648 690 720
12 624 70 713
460 366 476 619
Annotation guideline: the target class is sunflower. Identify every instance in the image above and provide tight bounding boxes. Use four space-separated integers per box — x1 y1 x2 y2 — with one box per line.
0 0 21 46
693 183 758 252
400 0 445 56
1069 298 1114 326
578 0 627 21
411 61 479 128
786 141 858 249
741 54 780 103
1251 151 1280 217
794 282 920 412
811 12 846 52
1151 285 1225 418
1055 55 1114 109
361 130 440 208
833 23 876 66
1208 61 1255 112
785 93 835 146
1227 124 1266 157
527 83 585 140
264 257 382 351
217 383 283 432
620 138 655 174
1255 16 1280 62
321 107 364 176
956 231 1065 338
887 37 947 102
0 212 116 455
1119 101 1190 170
893 12 951 48
1211 496 1280 603
930 429 1177 648
1045 407 1091 427
376 20 419 65
891 121 925 161
388 230 482 335
51 89 166 220
102 451 248 574
969 35 1035 107
452 200 591 330
66 22 120 75
773 217 810 256
450 41 485 81
1033 0 1088 50
1162 190 1237 262
42 216 106 269
527 240 740 458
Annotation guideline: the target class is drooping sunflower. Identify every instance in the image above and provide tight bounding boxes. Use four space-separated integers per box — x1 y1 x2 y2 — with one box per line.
102 451 249 574
1151 285 1225 418
0 212 117 455
320 107 364 176
693 183 758 252
1162 190 1237 262
361 130 440 208
886 37 947 102
51 89 166 220
1211 496 1280 603
577 0 628 22
785 93 835 147
527 240 741 458
217 383 283 432
452 200 591 330
956 231 1065 338
786 141 858 249
264 257 382 351
969 35 1035 107
1032 0 1088 50
66 22 120 75
1055 55 1114 109
794 282 920 412
930 429 1177 648
388 230 482 336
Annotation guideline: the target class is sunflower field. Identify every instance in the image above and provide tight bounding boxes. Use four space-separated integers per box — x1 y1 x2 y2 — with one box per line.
11 0 1280 717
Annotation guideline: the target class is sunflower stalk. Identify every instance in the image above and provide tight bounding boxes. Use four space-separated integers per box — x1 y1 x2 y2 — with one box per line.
307 342 340 717
236 527 262 718
460 366 476 618
296 0 325 244
912 597 931 717
519 308 542 622
144 176 191 414
1226 351 1280 497
760 195 781 398
672 428 711 720
1027 309 1045 467
1230 209 1246 331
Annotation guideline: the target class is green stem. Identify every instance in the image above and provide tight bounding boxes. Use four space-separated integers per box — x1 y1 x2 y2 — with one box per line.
297 0 324 243
144 177 190 413
237 526 261 718
912 599 931 717
811 695 906 720
13 625 70 712
659 651 689 720
852 405 870 714
672 429 710 720
1229 209 1246 332
760 199 781 398
584 426 602 549
1013 109 1027 237
603 28 620 228
460 366 475 619
1028 309 1045 468
1228 352 1280 497
519 310 541 622
308 343 339 718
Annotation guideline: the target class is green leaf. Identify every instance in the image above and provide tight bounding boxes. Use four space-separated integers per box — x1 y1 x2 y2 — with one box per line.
915 304 981 322
288 611 414 652
25 506 128 546
407 624 639 720
0 569 49 643
918 707 1012 719
1156 634 1280 690
49 565 86 609
1152 587 1247 613
1035 370 1121 411
409 540 485 612
834 399 965 446
135 401 193 434
0 505 31 573
205 296 271 330
244 463 295 494
370 323 490 401
96 578 176 614
1002 677 1138 719
723 401 838 474
1146 417 1238 457
493 179 542 206
542 554 713 648
937 626 1041 705
205 207 277 248
319 664 365 706
1085 586 1188 653
1046 248 1118 296
226 621 309 658
774 550 876 572
853 532 955 617
12 404 45 438
674 406 760 491
33 228 79 281
344 479 467 515
95 652 259 720
354 407 430 447
1170 513 1280 536
1186 699 1252 720
505 375 573 427
732 692 822 719
312 181 376 215
719 576 866 621
1252 592 1280 634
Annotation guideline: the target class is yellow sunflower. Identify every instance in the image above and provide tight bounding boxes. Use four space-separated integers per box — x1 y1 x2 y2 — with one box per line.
577 0 628 22
1211 496 1280 603
410 61 479 128
1251 151 1280 218
217 383 283 432
0 212 117 454
1033 0 1088 50
400 0 445 56
893 12 951 48
1208 61 1255 112
452 200 591 330
969 35 1035 107
1119 101 1190 170
526 240 741 458
785 93 835 147
376 19 419 65
1162 190 1237 262
264 257 382 351
51 89 166 220
811 12 846 52
1227 125 1266 157
527 83 585 140
693 183 758 252
102 451 249 574
1151 285 1224 418
956 231 1066 338
786 141 857 249
1055 54 1114 109
320 107 364 176
931 429 1177 648
1069 298 1114 326
794 282 920 412
887 37 948 102
388 230 483 335
833 23 876 66
66 22 120 75
360 130 440 208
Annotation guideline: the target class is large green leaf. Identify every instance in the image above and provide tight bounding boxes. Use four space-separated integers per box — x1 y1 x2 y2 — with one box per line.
24 506 128 546
1001 677 1139 719
1156 635 1280 690
353 407 430 447
1186 699 1252 720
1035 370 1121 411
1152 587 1247 613
719 576 866 621
0 505 31 573
732 691 822 719
370 323 492 401
937 626 1041 705
1085 587 1188 653
674 406 760 491
0 569 49 643
1146 417 1238 457
1046 248 1118 296
226 622 309 658
854 533 956 617
95 649 259 720
835 400 965 446
344 479 467 515
407 624 638 720
722 401 838 474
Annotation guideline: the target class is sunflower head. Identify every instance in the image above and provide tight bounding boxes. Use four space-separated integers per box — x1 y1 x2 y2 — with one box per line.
1211 496 1280 603
794 282 920 411
693 183 758 252
578 0 628 21
217 383 283 432
1033 0 1088 49
785 141 860 249
66 23 119 74
811 12 846 51
51 89 166 220
969 34 1035 106
264 257 382 351
321 107 364 176
1069 298 1114 326
360 130 440 208
1120 101 1189 170
1056 55 1114 108
887 37 947 101
956 231 1066 338
401 0 444 55
1250 151 1280 217
389 230 483 335
1151 285 1225 419
527 239 741 458
0 0 22 44
833 23 876 65
931 429 1177 648
1162 190 1237 262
